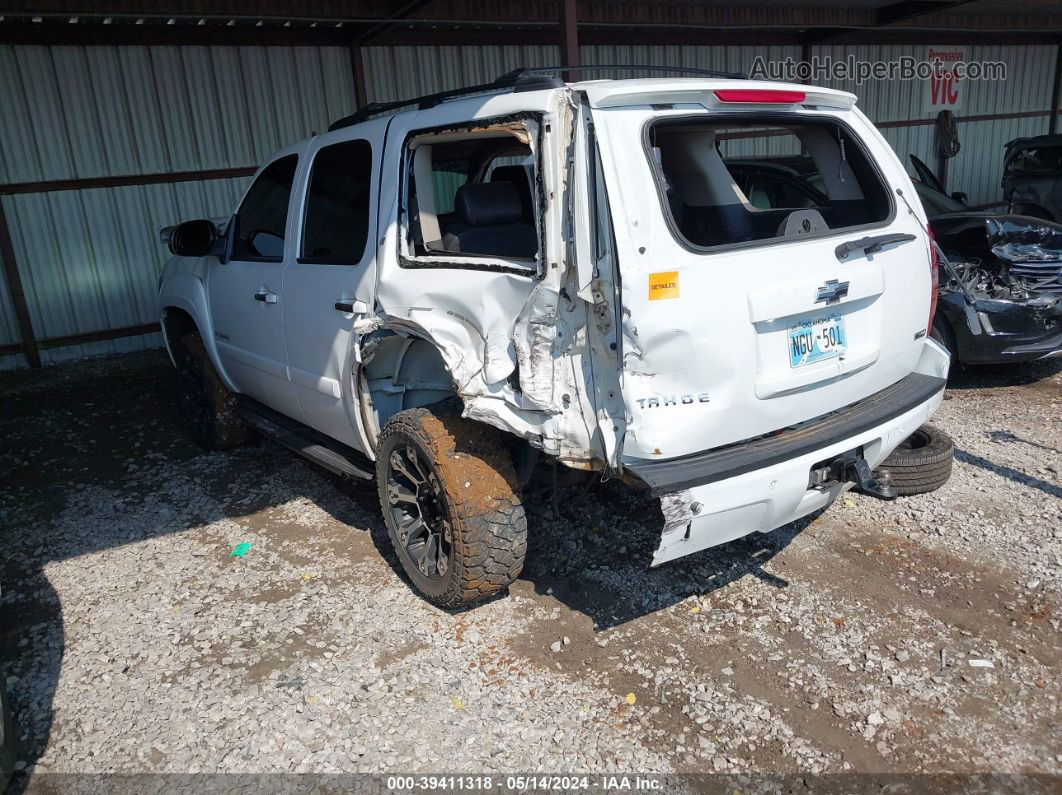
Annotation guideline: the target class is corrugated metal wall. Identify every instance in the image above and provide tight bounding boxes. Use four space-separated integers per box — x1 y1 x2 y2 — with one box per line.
0 41 1057 370
0 247 25 369
813 44 1059 206
365 44 1058 207
0 44 356 370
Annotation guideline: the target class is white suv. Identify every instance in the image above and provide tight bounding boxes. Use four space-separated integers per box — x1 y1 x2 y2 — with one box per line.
159 69 950 607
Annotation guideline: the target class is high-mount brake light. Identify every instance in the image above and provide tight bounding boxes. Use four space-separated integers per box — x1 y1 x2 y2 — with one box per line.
713 89 807 104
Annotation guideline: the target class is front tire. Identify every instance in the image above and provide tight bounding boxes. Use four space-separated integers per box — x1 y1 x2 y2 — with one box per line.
174 333 252 450
376 407 527 608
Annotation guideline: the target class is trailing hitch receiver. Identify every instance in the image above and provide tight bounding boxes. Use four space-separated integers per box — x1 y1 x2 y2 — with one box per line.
810 450 897 501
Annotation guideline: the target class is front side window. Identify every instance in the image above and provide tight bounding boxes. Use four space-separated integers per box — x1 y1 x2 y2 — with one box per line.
232 155 298 261
401 122 540 268
647 117 891 251
301 140 373 264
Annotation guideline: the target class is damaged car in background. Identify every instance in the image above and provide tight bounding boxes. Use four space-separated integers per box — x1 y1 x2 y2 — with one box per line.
910 155 1062 365
1001 133 1062 222
729 152 1061 367
157 68 951 608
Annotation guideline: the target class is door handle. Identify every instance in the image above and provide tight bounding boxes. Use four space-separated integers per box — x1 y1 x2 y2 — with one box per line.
335 299 368 314
254 290 278 304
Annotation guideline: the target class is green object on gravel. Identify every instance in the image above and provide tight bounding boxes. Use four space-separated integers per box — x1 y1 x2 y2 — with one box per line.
231 542 252 558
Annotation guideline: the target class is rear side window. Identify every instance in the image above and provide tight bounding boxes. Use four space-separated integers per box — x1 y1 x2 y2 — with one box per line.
401 122 540 267
647 117 891 251
301 140 373 264
232 155 298 262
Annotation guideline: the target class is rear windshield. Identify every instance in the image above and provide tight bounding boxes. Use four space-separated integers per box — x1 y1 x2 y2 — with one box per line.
646 116 892 251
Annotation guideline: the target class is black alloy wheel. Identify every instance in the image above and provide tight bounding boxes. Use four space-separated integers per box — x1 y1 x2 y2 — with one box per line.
384 442 453 581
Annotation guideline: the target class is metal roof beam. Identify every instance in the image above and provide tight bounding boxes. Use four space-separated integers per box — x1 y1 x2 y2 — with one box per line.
808 0 984 44
876 0 980 27
354 0 435 45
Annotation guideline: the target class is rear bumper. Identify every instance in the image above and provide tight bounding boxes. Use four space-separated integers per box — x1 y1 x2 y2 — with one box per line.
649 389 944 565
633 339 951 566
625 370 948 496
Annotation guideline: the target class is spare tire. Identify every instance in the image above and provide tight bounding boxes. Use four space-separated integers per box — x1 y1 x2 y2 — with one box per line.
874 424 954 496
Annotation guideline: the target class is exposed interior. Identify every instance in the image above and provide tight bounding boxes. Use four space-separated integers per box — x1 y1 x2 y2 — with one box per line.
648 116 891 250
403 125 540 262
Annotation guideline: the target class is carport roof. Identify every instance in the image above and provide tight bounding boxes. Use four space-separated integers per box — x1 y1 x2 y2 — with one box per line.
1 0 1061 46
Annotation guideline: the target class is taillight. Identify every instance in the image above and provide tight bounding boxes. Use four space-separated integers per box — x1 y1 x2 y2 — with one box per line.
713 89 806 104
927 228 940 333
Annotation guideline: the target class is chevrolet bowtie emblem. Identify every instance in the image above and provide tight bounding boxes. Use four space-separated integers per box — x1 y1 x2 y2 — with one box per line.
815 279 850 304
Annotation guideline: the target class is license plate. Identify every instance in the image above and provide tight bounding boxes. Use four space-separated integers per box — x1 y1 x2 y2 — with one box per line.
788 313 846 368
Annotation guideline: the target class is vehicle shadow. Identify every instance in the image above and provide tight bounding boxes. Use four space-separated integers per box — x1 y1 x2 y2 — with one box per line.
984 429 1061 457
945 357 1062 389
953 447 1062 500
348 466 808 631
0 350 238 791
513 477 807 630
0 349 800 784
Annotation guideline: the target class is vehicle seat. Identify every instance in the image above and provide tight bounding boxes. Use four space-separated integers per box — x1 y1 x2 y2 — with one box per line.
490 165 534 221
442 182 538 259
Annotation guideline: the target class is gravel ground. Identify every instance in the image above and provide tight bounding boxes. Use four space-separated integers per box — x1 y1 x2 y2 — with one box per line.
0 350 1059 782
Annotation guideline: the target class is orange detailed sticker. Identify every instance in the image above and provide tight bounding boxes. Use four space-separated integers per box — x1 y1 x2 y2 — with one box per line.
648 271 679 300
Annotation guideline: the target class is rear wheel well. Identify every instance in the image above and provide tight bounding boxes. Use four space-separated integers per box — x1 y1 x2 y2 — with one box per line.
359 331 460 445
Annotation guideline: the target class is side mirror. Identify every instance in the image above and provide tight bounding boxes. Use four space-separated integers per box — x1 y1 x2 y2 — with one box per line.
951 191 968 206
168 219 219 257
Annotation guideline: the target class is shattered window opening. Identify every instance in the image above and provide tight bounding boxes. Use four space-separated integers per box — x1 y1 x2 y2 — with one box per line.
645 115 892 252
399 117 543 272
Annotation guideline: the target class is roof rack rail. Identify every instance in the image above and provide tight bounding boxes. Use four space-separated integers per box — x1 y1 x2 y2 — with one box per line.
326 63 746 131
328 71 563 131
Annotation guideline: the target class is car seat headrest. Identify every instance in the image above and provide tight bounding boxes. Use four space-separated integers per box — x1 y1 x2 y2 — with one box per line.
454 182 524 227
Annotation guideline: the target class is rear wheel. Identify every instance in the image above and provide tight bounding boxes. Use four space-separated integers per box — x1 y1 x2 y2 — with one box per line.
174 333 252 450
874 424 954 496
376 406 527 608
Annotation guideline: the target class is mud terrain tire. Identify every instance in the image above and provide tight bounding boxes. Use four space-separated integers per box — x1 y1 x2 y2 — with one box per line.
376 406 527 608
874 424 954 496
174 333 252 450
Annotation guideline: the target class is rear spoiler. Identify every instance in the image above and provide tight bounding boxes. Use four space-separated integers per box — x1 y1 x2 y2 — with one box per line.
587 83 857 112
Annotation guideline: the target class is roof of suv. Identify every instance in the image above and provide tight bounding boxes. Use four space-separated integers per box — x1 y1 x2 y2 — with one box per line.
328 77 858 133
